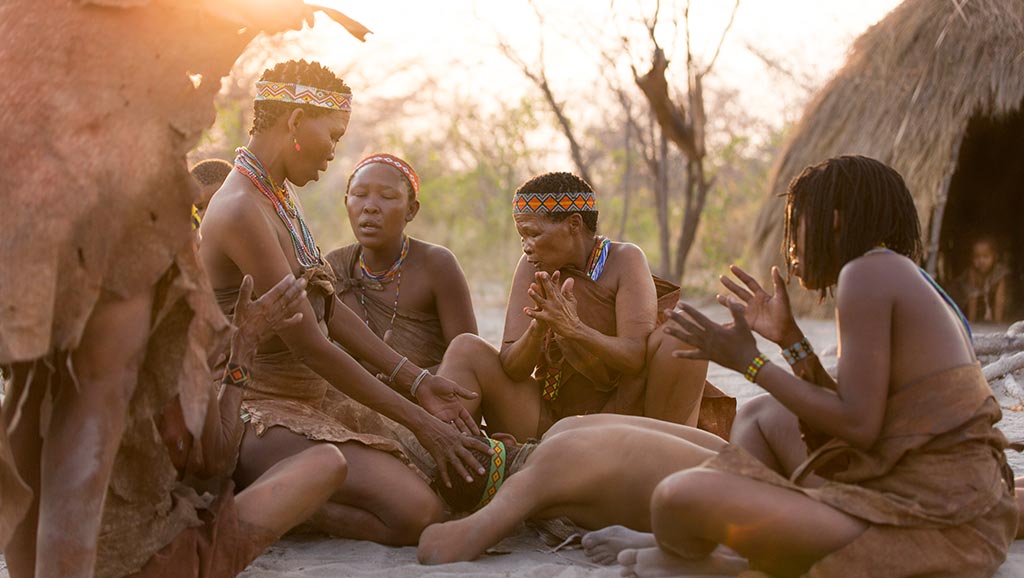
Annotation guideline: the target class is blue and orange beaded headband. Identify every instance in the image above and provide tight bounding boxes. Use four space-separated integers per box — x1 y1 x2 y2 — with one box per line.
255 81 352 112
513 191 597 213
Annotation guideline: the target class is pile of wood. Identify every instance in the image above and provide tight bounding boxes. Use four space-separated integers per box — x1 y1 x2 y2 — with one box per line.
977 322 1024 411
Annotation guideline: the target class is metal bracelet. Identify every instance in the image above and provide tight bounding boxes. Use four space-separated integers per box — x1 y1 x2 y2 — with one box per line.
409 368 430 399
386 356 408 384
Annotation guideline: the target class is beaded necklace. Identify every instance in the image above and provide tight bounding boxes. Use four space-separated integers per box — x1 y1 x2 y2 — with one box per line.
540 235 611 402
234 147 321 268
586 235 611 280
357 235 409 333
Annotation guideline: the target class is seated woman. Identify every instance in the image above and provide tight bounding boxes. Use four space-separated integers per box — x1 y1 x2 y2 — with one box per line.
326 153 476 374
199 60 489 547
620 155 1017 578
438 172 721 442
417 414 735 569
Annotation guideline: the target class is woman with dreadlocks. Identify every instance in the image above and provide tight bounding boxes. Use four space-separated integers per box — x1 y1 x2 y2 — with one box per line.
199 60 490 546
619 156 1017 578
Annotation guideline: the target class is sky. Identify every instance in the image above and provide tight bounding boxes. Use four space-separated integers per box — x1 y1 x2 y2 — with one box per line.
238 0 906 130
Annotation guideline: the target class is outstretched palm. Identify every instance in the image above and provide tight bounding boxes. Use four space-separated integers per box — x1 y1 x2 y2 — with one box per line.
718 265 799 345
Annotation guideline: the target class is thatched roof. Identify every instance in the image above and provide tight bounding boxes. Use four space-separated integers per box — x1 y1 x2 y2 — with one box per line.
749 0 1024 314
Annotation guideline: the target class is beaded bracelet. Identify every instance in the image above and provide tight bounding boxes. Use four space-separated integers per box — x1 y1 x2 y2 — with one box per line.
781 337 813 366
223 363 251 388
378 356 408 384
409 369 430 399
744 353 769 383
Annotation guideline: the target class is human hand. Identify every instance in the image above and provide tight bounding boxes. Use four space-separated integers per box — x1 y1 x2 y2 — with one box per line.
718 265 801 346
229 274 306 369
415 374 482 436
665 300 761 375
413 414 493 488
524 271 582 338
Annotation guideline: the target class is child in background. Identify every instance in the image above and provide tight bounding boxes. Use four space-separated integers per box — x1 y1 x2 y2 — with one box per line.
956 235 1011 323
190 158 233 229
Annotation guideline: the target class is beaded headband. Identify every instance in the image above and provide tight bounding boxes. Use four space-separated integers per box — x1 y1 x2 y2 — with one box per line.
255 81 352 112
352 153 420 198
473 438 507 511
513 191 597 213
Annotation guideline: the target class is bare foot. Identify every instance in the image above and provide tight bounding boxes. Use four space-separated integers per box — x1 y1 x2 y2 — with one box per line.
582 526 656 565
418 521 469 564
618 547 748 577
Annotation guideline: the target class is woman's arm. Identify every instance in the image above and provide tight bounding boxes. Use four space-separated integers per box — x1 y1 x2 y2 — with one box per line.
202 203 487 485
429 246 478 343
669 259 893 450
194 274 306 479
499 256 548 381
994 276 1009 323
527 244 655 376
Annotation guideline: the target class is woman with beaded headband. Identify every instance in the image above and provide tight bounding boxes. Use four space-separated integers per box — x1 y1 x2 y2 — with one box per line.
199 60 490 546
326 153 477 375
619 156 1016 578
436 171 719 443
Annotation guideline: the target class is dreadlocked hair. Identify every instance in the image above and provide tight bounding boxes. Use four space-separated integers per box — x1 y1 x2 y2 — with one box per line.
515 172 599 232
249 60 352 136
189 158 232 187
783 155 922 296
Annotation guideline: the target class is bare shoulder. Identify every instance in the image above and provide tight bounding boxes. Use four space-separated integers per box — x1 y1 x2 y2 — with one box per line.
201 175 269 241
412 237 462 271
837 251 916 304
608 241 649 266
607 241 653 286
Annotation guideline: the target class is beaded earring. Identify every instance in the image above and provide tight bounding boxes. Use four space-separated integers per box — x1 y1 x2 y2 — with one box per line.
293 138 301 152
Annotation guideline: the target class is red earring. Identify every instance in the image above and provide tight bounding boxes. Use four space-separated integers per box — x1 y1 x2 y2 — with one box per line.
293 138 301 152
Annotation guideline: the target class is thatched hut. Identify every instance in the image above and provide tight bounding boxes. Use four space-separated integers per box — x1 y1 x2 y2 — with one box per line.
750 0 1024 316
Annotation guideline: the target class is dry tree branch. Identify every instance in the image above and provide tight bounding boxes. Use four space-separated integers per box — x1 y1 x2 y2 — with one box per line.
701 0 740 77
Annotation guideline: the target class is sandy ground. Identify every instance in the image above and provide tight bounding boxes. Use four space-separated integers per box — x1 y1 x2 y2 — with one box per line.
2 304 1022 577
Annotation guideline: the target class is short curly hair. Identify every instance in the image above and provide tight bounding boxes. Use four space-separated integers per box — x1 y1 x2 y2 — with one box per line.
514 172 599 232
189 158 233 187
249 60 352 136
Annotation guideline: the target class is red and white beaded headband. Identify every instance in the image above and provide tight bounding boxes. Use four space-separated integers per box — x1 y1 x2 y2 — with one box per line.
512 191 597 213
352 153 421 198
255 81 352 112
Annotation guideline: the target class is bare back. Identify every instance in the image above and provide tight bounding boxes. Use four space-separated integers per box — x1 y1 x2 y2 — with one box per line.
836 251 975 398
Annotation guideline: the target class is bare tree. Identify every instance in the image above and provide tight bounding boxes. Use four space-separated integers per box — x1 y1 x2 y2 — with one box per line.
495 1 594 185
632 0 741 281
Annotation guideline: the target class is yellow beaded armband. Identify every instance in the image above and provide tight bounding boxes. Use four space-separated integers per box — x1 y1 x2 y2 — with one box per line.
744 354 768 383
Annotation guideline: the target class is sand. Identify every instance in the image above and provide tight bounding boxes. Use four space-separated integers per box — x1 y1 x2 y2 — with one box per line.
2 306 1023 577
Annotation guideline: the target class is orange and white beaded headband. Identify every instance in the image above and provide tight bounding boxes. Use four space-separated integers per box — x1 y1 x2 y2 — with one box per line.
352 153 420 198
255 81 352 112
512 191 596 213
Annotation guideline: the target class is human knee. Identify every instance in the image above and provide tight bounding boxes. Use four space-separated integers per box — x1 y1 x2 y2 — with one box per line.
652 469 720 515
448 333 493 358
735 393 781 426
306 444 348 488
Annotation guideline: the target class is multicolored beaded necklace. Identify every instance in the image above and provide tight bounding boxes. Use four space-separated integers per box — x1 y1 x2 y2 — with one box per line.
586 235 611 281
357 235 409 333
540 235 611 402
234 147 321 268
